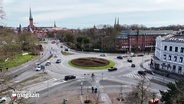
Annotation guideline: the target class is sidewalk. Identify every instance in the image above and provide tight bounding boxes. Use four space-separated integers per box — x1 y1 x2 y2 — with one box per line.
142 60 176 85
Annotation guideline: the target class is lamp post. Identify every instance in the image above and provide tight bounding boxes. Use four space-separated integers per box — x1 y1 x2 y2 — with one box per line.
81 81 83 95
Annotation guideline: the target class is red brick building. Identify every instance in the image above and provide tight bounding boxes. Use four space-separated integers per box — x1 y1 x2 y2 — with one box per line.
115 30 173 52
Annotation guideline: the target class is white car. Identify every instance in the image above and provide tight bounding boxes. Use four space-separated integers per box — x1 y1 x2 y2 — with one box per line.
0 97 6 103
35 66 41 71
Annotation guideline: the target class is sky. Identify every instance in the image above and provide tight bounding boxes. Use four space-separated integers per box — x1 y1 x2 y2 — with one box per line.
2 0 184 29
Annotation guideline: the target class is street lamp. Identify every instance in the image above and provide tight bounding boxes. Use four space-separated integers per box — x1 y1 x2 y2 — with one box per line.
81 81 83 95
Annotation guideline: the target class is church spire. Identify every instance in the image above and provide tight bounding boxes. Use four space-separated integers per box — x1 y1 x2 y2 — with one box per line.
117 17 119 25
29 8 33 21
54 21 56 27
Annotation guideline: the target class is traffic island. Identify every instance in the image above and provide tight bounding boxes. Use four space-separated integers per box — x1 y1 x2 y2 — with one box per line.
68 57 115 69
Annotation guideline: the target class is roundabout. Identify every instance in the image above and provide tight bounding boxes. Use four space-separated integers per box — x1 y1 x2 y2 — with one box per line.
68 57 115 69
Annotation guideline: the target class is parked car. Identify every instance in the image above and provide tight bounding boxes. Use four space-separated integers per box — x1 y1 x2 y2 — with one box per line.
144 70 154 75
127 59 132 62
100 54 106 57
131 64 135 67
64 75 76 81
117 56 123 59
108 67 117 72
138 70 146 76
0 97 6 103
60 46 63 48
56 59 61 63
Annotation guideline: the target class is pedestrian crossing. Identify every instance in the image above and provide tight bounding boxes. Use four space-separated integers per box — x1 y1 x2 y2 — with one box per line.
119 71 152 81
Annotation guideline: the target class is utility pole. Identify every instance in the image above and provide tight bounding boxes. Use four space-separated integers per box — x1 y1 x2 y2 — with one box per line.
81 81 83 95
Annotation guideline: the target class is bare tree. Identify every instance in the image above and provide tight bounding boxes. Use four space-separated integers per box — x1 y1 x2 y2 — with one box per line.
125 77 151 104
0 0 5 20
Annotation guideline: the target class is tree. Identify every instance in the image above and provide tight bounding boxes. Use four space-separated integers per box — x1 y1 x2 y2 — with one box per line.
0 0 5 21
160 78 184 104
125 77 151 104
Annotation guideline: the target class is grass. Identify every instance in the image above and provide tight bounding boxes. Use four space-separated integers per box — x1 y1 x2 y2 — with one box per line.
0 53 35 70
68 59 115 70
61 51 74 55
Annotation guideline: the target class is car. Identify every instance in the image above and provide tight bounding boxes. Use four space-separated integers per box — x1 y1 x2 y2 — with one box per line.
137 54 144 57
138 70 146 76
45 61 51 66
65 48 68 51
64 75 76 81
100 54 106 57
51 41 56 44
127 59 132 62
144 70 154 75
35 66 41 71
56 59 61 63
131 64 135 67
0 97 6 103
108 67 117 72
60 46 63 48
117 56 123 59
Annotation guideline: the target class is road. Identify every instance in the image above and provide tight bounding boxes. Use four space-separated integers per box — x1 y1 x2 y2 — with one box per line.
6 39 174 104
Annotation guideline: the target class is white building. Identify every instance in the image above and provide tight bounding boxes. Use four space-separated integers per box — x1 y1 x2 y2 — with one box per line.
151 33 184 75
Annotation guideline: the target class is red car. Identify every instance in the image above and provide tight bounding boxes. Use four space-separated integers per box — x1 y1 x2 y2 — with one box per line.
51 41 56 44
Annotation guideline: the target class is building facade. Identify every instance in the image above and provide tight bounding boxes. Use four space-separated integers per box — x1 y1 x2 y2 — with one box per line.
115 30 173 52
151 34 184 76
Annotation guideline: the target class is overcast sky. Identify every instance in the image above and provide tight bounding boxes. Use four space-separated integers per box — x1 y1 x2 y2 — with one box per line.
2 0 184 29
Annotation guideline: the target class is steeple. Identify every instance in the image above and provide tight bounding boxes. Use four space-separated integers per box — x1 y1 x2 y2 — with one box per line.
54 21 56 27
29 8 33 21
117 17 119 25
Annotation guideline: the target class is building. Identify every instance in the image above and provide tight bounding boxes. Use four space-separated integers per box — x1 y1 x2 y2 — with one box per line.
151 32 184 76
115 30 174 52
28 8 36 32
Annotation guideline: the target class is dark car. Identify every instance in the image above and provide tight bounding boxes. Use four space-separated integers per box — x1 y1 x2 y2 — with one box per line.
56 59 61 63
131 64 135 67
60 46 63 48
127 59 132 62
117 56 123 59
45 61 51 66
144 70 154 75
65 48 68 51
64 75 76 81
138 70 146 76
108 67 117 72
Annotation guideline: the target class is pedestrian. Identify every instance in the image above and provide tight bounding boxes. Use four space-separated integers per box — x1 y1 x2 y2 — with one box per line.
92 87 94 93
94 88 97 93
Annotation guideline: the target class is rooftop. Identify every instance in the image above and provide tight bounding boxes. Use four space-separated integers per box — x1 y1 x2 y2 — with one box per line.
164 35 184 43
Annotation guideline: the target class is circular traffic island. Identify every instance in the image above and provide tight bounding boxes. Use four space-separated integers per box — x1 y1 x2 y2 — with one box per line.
68 57 115 69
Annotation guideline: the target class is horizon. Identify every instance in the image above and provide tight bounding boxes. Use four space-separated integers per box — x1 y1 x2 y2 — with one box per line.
2 0 184 29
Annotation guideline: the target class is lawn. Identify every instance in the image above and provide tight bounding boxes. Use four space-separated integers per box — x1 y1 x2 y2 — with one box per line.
68 59 115 70
0 53 35 70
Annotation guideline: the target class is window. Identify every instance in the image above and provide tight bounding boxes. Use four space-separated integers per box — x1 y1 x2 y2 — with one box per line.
169 46 172 51
164 46 167 51
178 66 182 74
180 57 183 63
174 56 177 62
181 47 184 53
175 47 178 52
163 54 166 60
169 55 171 61
172 65 176 72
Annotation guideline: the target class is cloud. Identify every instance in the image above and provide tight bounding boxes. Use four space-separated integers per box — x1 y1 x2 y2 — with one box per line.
4 0 184 28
